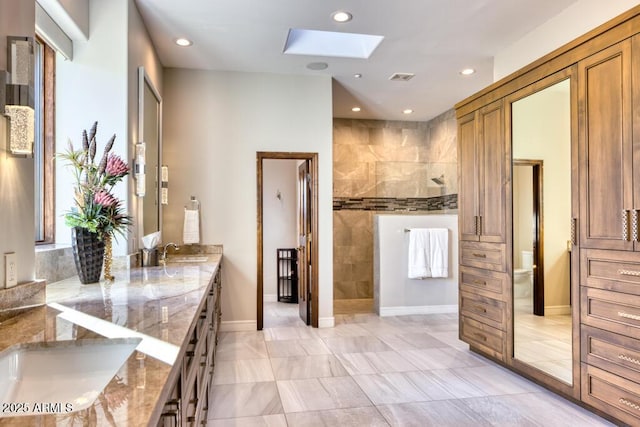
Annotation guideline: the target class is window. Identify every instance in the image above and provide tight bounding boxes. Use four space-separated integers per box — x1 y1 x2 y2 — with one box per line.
34 37 55 244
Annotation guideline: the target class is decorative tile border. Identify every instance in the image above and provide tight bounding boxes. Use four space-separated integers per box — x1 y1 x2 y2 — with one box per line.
333 194 458 211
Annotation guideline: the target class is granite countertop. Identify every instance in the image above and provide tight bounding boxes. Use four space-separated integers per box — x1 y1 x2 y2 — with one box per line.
0 254 221 426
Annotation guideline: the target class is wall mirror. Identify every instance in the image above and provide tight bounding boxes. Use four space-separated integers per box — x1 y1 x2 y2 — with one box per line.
138 66 162 237
510 77 575 386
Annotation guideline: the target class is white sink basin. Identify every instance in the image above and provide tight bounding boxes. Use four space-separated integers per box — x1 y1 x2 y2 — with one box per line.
0 338 141 416
169 255 208 263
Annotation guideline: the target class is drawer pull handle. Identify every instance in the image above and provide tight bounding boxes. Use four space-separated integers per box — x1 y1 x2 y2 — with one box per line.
472 253 487 258
633 210 640 242
618 311 640 321
619 398 640 412
618 354 640 366
618 269 640 277
472 332 487 342
623 209 630 241
472 280 487 286
470 304 487 314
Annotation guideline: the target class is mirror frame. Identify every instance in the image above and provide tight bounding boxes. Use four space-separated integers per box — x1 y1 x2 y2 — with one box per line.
138 66 163 241
504 65 580 399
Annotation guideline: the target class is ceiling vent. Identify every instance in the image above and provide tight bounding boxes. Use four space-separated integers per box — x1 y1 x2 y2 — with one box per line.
388 72 415 82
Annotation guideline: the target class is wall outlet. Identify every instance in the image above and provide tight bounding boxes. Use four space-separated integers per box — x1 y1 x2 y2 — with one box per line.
5 252 17 288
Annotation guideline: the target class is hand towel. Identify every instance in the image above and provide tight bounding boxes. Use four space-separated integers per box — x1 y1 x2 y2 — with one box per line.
408 228 431 279
428 228 449 278
183 208 200 244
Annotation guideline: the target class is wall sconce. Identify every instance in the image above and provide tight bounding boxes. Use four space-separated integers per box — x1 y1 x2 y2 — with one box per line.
161 165 169 205
4 36 35 158
134 142 146 196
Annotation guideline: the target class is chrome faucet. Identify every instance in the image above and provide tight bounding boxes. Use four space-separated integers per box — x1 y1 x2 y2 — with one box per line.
161 242 180 263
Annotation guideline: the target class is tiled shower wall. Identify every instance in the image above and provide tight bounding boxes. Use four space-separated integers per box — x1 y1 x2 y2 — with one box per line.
333 110 458 313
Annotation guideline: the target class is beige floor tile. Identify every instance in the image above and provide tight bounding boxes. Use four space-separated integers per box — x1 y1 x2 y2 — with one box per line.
270 354 348 380
264 326 319 341
335 351 418 375
322 335 392 354
266 338 331 357
285 407 389 427
399 347 486 370
351 373 430 405
208 414 288 427
216 339 269 361
378 332 449 351
209 382 283 419
377 400 492 427
213 358 275 384
276 377 372 413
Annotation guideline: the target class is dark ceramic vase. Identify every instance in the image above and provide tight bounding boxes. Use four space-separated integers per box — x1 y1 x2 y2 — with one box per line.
71 227 105 284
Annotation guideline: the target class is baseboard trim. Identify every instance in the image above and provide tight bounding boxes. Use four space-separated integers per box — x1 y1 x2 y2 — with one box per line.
318 317 335 328
219 320 257 332
544 305 571 316
379 304 458 317
263 293 277 303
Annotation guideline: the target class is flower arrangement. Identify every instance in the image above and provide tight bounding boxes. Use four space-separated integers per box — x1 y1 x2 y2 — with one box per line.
59 122 131 240
59 122 131 281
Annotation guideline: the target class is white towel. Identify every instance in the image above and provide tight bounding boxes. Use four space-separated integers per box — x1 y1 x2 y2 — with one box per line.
428 228 448 278
408 228 449 279
183 208 200 244
408 229 431 279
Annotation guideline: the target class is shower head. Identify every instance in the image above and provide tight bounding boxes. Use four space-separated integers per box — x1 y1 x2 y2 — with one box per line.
431 175 445 186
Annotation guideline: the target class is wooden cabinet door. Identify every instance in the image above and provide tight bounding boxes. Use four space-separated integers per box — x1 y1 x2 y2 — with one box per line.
478 100 506 243
578 40 633 251
458 111 480 241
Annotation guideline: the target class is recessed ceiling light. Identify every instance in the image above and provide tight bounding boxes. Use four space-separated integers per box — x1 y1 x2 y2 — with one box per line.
332 11 352 23
175 38 192 47
354 73 362 79
460 68 475 76
403 109 414 115
306 62 329 70
352 107 361 112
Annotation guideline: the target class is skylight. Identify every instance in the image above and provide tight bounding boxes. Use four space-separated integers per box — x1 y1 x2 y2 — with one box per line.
283 29 384 59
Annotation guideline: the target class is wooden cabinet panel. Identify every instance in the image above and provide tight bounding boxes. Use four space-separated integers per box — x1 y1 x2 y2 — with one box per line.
458 112 480 242
582 364 640 426
581 287 640 336
459 266 506 297
460 241 506 272
582 325 640 384
460 290 505 330
460 316 504 361
458 101 506 243
581 248 640 294
478 101 506 243
579 39 634 251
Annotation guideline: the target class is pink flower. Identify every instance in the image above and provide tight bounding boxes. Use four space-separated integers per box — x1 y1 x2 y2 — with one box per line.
105 155 129 177
94 190 118 207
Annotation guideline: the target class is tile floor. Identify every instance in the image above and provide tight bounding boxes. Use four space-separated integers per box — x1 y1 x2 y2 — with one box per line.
207 302 613 426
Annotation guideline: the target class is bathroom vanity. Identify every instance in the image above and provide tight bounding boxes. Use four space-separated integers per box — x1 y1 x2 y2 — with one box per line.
0 253 222 426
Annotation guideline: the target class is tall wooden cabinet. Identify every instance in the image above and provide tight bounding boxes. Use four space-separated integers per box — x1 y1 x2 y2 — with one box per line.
455 7 640 426
458 100 509 362
579 36 640 426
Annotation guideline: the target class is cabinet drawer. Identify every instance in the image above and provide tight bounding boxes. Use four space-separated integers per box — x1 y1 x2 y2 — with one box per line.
582 325 640 384
460 241 506 272
582 249 640 295
460 290 505 330
582 364 640 426
460 316 504 361
460 266 506 297
581 287 640 337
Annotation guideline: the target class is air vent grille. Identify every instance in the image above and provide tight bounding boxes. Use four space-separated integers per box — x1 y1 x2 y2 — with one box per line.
389 72 415 81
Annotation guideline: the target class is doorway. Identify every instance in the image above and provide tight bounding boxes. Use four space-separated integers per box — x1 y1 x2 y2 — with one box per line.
513 160 544 316
257 152 319 330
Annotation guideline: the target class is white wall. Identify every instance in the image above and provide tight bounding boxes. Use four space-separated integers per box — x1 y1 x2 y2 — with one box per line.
263 159 298 300
128 0 163 253
494 0 640 80
55 0 129 255
374 214 459 316
0 0 36 287
512 80 571 308
162 69 333 329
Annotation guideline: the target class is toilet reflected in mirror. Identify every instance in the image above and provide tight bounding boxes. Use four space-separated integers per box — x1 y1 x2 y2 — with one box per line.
513 250 533 300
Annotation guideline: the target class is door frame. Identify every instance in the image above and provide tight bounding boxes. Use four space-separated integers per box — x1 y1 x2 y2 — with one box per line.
256 152 319 330
513 159 544 316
